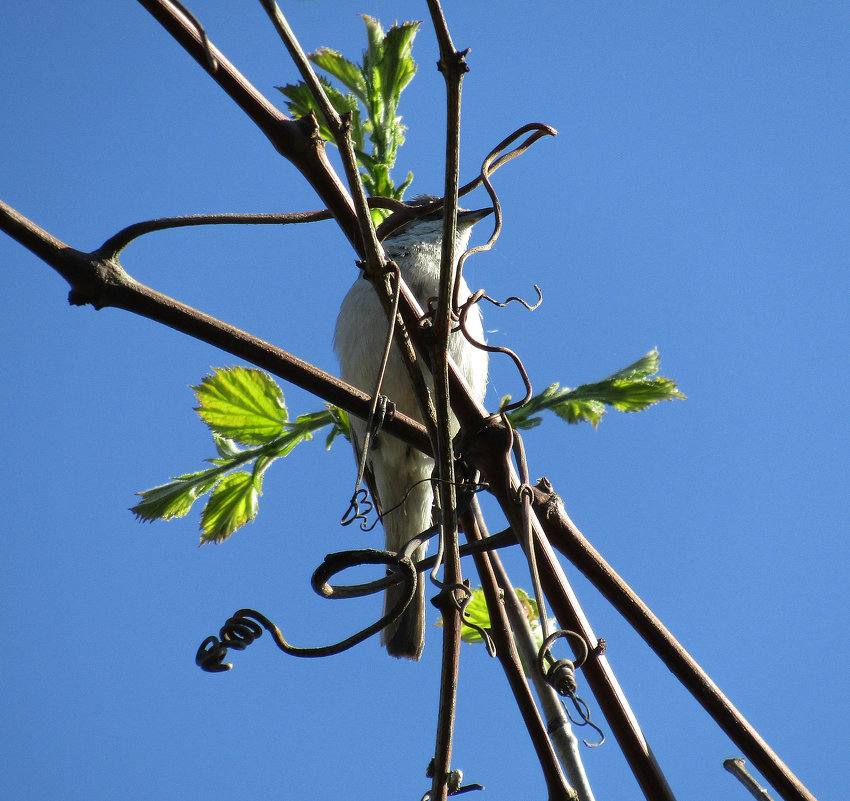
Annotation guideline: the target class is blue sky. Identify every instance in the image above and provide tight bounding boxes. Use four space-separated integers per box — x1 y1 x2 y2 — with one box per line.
2 2 847 799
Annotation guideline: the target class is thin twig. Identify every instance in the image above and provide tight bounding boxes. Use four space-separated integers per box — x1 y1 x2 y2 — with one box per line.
99 210 333 256
457 123 557 199
724 758 776 801
95 196 412 258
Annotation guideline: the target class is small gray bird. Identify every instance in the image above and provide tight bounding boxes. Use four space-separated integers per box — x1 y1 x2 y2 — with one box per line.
334 198 491 659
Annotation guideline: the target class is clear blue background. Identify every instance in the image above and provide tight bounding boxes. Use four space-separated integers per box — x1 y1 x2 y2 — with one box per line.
2 2 846 799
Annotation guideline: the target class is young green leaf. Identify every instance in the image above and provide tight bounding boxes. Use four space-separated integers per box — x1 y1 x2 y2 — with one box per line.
134 370 353 541
131 470 220 522
277 77 364 152
436 586 546 668
607 348 662 381
212 433 242 459
325 405 351 449
562 375 685 414
275 15 420 223
199 471 260 544
309 47 368 103
433 587 488 642
457 586 492 644
551 398 606 428
193 366 287 445
503 349 685 429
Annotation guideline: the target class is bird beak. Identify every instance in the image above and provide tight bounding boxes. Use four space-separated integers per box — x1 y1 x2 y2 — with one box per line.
458 207 494 225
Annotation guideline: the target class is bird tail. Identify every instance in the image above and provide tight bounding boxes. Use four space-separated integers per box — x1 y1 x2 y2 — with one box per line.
382 538 427 659
376 449 432 660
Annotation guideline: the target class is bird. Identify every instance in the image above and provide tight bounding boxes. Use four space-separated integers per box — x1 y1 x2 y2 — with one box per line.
334 197 491 659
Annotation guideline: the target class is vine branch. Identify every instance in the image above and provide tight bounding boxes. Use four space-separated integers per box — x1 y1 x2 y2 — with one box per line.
425 1 471 797
534 479 816 801
0 200 430 456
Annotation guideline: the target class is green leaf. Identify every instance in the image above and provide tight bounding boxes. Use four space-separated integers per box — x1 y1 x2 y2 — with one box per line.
608 348 661 381
131 470 220 522
504 349 685 430
396 170 414 197
212 433 242 459
277 80 320 121
200 471 260 544
552 398 606 427
325 405 351 449
377 18 419 100
193 366 287 445
435 587 543 653
276 78 363 151
133 371 347 538
564 376 685 413
309 48 367 103
277 15 419 205
458 587 491 643
359 16 419 168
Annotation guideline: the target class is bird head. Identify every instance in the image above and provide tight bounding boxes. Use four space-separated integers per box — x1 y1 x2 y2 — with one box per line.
378 195 493 248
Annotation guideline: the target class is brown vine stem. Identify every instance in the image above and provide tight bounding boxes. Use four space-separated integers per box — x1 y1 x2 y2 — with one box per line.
533 480 816 801
135 0 360 247
464 422 678 801
460 504 574 800
426 2 468 799
0 199 430 457
472 501 594 801
97 195 416 257
99 211 333 256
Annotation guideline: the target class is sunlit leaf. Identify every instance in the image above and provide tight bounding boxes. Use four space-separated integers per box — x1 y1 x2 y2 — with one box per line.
325 405 351 449
552 398 606 428
200 471 260 544
608 348 662 381
309 47 367 102
131 470 219 522
278 15 418 205
458 587 491 643
435 587 542 649
193 366 287 445
276 78 363 151
376 18 419 100
504 350 685 429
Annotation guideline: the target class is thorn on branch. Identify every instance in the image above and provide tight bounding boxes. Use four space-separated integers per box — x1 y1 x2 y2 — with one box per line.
436 48 470 76
423 762 484 799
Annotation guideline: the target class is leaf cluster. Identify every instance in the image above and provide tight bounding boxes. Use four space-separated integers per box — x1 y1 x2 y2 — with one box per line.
503 349 686 430
131 367 349 544
277 15 419 221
